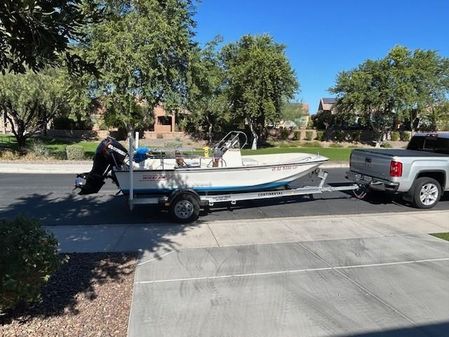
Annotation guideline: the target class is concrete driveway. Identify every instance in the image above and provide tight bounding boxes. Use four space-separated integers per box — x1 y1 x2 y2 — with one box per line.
124 211 449 337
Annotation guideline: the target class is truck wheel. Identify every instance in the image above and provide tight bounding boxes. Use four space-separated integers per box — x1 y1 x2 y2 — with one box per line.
170 193 200 223
410 177 441 209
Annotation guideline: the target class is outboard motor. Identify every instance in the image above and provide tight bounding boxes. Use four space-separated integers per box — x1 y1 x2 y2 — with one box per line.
75 137 128 195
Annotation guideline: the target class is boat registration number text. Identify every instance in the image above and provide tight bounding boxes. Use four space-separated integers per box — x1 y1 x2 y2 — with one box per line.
141 175 167 181
272 165 298 171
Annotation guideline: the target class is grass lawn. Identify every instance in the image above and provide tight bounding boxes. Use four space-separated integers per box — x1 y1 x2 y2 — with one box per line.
0 134 99 159
44 139 98 158
431 233 449 242
1 134 354 162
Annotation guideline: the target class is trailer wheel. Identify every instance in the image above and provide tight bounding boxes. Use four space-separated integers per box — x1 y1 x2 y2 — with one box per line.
410 177 441 209
170 193 200 223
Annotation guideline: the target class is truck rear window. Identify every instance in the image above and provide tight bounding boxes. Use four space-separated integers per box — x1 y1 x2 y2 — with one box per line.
407 136 449 154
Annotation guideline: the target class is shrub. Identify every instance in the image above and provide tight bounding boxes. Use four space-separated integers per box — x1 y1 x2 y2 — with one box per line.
334 130 346 142
381 142 393 148
279 128 290 140
0 149 19 160
0 216 61 312
391 131 400 141
30 140 50 157
305 130 314 141
315 131 324 141
293 130 302 141
301 141 322 148
65 145 85 160
278 142 291 148
350 130 362 142
52 116 93 130
400 131 411 142
287 131 296 140
52 116 73 129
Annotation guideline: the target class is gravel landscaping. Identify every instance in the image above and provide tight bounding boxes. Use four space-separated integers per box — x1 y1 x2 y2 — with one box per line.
0 253 137 337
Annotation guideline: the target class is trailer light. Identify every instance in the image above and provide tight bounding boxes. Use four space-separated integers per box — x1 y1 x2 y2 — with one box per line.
390 161 403 177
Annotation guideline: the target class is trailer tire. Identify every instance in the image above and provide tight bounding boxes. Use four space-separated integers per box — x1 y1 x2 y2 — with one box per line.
170 193 200 223
410 177 441 209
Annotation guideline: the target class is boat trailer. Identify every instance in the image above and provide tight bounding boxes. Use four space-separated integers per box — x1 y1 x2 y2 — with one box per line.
123 132 360 223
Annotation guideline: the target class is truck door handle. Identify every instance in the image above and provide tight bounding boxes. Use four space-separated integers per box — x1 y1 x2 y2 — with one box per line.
365 158 372 163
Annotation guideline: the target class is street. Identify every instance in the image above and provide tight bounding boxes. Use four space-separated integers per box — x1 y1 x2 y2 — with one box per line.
1 168 449 226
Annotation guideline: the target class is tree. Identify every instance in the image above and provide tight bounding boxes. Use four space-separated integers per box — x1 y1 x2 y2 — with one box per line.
406 50 449 130
331 56 395 145
429 101 449 131
221 35 298 149
0 68 69 147
312 110 334 131
331 46 449 145
0 0 100 73
281 102 308 128
186 37 230 143
82 0 196 130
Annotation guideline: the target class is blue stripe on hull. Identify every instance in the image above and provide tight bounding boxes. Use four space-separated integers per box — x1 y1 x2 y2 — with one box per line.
121 180 289 195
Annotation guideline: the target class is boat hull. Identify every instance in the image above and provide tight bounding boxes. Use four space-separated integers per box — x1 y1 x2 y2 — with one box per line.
114 158 327 194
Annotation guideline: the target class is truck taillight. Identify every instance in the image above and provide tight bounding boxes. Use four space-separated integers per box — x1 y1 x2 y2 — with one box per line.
390 161 403 177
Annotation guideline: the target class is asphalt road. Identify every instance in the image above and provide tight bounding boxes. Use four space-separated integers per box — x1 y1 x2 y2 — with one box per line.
1 168 448 226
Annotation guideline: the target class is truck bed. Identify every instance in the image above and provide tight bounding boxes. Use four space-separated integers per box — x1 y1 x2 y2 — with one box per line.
353 148 449 158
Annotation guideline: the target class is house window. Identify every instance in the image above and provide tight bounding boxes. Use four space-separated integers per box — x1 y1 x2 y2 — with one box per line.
157 116 172 125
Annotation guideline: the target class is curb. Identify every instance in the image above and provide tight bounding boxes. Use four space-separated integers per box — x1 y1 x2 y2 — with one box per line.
0 162 92 174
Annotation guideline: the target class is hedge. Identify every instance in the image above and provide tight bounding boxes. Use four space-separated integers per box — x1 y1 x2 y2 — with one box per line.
400 131 412 142
305 131 314 141
391 131 400 141
66 145 85 160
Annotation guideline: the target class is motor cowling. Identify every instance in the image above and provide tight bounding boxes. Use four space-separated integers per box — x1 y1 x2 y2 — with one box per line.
76 137 128 195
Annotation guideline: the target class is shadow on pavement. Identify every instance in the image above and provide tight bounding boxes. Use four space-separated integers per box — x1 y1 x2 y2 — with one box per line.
342 321 449 337
0 192 169 226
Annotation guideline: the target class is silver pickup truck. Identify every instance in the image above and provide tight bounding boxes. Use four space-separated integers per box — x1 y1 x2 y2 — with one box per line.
347 132 449 209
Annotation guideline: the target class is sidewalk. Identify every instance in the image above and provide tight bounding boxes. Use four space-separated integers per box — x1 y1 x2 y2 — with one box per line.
0 160 93 174
44 210 449 337
46 210 449 255
0 160 349 174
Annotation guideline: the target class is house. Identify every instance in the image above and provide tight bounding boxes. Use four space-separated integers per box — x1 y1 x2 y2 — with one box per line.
152 105 176 133
317 97 337 115
90 99 179 134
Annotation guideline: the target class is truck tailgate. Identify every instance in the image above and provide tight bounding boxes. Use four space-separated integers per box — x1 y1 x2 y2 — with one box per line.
350 149 394 180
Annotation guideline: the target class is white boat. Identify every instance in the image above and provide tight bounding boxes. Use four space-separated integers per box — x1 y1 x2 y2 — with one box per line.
113 132 328 194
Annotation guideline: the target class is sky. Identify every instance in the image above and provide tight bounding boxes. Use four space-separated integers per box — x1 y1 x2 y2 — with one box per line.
193 0 449 114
